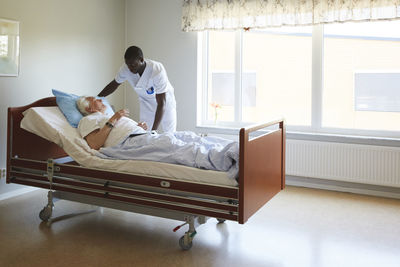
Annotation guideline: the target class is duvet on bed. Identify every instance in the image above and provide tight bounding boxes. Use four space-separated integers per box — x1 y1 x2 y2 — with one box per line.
97 131 239 179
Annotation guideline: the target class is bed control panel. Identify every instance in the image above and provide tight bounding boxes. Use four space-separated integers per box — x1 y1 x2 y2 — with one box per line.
160 181 170 188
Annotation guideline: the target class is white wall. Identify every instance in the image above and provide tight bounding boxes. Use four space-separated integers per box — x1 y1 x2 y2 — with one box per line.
125 0 198 130
0 0 126 195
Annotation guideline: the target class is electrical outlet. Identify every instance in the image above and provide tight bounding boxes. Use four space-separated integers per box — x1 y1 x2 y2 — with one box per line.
0 168 5 179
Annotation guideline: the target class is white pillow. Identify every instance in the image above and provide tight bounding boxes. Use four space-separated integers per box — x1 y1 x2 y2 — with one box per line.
21 106 79 147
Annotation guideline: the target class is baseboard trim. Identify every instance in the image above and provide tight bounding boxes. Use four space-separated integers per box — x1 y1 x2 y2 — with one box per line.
286 175 400 199
0 187 39 201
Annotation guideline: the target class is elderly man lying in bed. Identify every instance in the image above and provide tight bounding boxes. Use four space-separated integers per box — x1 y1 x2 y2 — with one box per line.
76 96 239 179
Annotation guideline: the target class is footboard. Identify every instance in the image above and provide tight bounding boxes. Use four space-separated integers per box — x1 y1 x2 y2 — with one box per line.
239 120 285 224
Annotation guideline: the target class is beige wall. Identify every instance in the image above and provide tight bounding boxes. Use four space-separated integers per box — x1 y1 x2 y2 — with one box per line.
0 0 126 195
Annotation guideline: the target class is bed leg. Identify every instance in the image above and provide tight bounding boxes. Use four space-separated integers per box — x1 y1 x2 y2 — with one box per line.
39 191 54 225
178 215 207 250
39 159 57 225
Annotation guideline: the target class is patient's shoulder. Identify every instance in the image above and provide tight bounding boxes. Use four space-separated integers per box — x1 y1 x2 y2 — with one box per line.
78 112 109 138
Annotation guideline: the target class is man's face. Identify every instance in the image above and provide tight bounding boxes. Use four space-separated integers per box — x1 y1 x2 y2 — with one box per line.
125 57 144 74
86 97 106 113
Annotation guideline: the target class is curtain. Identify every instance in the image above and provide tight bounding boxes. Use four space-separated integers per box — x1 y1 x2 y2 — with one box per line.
182 0 400 31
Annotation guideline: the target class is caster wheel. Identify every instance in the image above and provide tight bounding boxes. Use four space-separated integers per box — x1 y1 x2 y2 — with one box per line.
217 219 226 224
179 236 193 250
39 206 52 222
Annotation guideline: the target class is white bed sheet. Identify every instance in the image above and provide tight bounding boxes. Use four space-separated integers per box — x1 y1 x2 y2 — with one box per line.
20 106 238 187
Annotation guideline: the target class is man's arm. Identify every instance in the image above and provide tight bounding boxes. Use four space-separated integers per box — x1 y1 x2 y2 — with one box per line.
98 80 121 97
152 93 166 131
84 109 129 150
85 126 113 150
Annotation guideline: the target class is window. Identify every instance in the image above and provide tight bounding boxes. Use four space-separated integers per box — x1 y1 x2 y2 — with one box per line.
0 19 20 76
199 20 400 138
207 31 235 122
0 35 8 56
242 27 312 126
354 73 400 113
323 21 400 133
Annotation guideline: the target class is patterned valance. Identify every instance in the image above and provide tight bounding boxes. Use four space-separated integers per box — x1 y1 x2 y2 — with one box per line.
182 0 400 31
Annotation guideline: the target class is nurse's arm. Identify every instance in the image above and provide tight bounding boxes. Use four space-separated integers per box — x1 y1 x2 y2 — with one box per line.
152 93 166 131
98 79 121 97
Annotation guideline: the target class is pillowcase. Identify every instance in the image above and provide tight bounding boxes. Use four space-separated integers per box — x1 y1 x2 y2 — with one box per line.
21 106 71 146
52 89 114 128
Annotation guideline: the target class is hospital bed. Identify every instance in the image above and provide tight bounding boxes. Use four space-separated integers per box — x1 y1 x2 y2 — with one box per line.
7 97 285 250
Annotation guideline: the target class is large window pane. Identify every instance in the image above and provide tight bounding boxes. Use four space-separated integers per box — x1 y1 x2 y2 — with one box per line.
242 27 312 126
208 31 235 122
323 21 400 132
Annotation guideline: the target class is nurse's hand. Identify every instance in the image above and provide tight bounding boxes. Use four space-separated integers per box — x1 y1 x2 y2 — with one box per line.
109 109 129 124
137 121 148 130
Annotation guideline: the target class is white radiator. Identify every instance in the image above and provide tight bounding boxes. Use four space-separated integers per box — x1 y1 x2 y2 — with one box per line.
286 140 400 188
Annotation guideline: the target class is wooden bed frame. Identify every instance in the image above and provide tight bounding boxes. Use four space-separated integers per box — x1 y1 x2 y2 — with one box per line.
7 97 285 249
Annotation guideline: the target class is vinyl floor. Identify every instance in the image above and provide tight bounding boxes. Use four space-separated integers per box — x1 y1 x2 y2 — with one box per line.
1 186 400 267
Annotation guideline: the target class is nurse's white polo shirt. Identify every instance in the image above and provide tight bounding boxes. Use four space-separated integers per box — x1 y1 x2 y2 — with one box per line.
115 59 177 132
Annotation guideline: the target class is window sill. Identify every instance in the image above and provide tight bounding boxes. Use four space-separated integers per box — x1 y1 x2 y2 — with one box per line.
195 125 400 147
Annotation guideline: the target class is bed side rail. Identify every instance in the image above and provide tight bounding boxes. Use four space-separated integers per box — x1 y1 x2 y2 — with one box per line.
8 157 239 221
7 97 67 183
238 119 285 224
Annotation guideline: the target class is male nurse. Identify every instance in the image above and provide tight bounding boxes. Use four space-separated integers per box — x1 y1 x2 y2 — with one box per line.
98 46 177 132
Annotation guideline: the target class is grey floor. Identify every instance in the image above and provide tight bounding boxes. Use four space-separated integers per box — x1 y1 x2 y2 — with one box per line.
1 186 400 267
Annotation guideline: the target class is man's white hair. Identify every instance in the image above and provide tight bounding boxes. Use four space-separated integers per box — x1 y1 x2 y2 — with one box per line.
76 96 91 116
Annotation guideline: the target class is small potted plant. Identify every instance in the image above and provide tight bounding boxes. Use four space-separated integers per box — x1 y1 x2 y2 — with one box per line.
210 102 221 124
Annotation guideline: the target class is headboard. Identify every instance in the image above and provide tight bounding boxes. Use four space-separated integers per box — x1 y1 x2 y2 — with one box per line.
7 97 67 183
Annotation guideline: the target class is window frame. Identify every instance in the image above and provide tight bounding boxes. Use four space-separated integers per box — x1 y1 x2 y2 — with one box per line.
197 25 400 142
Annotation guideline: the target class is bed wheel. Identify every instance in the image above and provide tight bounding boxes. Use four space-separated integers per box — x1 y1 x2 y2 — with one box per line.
217 219 226 224
179 235 193 250
39 206 53 222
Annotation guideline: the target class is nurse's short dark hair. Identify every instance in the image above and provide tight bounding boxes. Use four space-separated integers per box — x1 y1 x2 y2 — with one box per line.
124 46 143 60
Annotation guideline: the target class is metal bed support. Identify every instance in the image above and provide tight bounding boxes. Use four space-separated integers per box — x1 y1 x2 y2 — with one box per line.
38 159 57 224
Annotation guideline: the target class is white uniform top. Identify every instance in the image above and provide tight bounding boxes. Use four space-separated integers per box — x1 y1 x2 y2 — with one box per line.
115 59 177 132
78 112 146 147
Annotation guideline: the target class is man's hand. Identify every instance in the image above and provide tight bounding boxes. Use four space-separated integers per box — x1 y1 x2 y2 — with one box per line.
98 79 121 97
109 109 129 125
137 121 148 130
